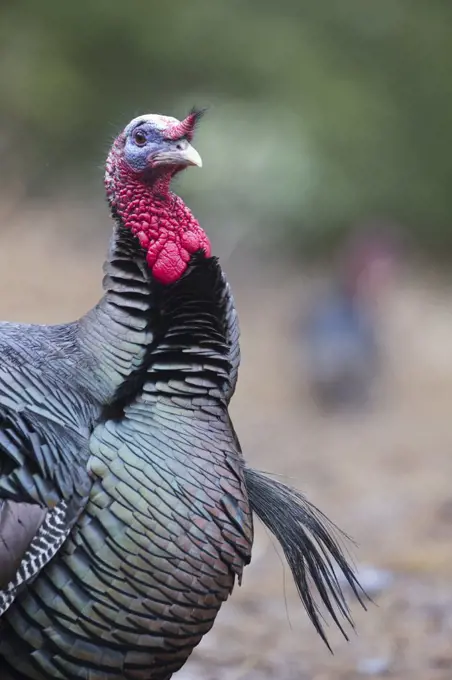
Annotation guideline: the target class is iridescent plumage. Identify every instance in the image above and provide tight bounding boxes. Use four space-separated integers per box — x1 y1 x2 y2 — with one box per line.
0 112 364 680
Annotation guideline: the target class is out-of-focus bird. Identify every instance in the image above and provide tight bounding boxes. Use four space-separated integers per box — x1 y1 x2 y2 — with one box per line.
301 230 397 411
0 111 364 680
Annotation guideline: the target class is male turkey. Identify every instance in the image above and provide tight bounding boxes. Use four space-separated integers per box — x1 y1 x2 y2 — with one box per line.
0 110 364 680
301 230 396 411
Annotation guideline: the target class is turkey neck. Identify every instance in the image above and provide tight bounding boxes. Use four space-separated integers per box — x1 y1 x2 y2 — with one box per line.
108 174 227 408
77 220 155 404
142 254 233 408
77 176 214 407
109 169 211 285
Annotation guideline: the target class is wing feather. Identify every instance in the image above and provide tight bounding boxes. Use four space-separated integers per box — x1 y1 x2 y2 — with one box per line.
0 403 93 614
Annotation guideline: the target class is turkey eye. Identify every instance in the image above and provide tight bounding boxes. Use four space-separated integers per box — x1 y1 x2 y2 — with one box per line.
133 130 147 146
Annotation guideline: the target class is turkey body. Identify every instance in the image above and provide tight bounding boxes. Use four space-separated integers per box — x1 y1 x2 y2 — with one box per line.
0 247 252 680
0 111 364 679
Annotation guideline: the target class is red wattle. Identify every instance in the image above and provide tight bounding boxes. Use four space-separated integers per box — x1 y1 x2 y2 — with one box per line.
109 165 211 285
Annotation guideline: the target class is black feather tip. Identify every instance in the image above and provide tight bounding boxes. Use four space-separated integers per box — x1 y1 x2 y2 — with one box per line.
189 106 208 124
244 467 368 651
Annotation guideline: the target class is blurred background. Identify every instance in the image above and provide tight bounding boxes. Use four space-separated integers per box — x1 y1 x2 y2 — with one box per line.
1 1 452 678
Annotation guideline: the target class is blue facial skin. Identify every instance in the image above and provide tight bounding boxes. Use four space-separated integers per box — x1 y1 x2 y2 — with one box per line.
123 123 164 172
124 122 185 172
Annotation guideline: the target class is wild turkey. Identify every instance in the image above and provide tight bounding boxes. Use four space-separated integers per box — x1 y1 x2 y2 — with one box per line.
0 110 364 680
301 230 396 411
302 284 379 410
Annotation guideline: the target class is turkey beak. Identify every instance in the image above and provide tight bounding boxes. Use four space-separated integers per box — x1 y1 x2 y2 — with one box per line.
150 141 203 168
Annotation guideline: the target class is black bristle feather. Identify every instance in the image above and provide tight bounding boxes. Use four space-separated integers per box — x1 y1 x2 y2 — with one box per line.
244 467 368 651
189 106 208 125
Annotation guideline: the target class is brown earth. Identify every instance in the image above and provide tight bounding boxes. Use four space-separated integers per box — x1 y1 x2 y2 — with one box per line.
1 200 452 679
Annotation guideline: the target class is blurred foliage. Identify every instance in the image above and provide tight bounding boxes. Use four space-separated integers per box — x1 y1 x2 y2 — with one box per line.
1 0 452 255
